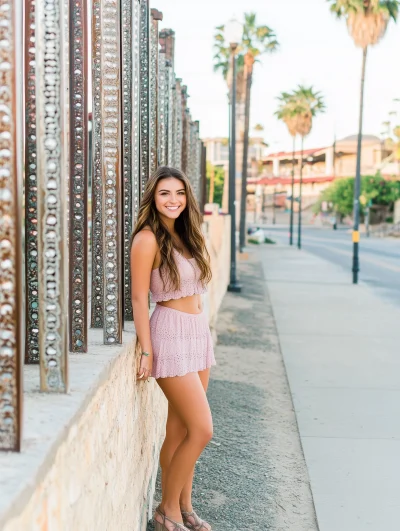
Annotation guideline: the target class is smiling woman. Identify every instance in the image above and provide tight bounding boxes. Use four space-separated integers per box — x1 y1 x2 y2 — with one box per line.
130 166 215 531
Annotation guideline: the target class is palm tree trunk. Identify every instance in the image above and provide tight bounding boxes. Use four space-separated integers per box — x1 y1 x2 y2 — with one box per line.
297 135 304 249
289 135 295 245
352 46 368 284
239 54 254 252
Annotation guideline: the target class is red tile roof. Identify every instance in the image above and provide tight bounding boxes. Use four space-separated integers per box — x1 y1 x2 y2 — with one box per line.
248 175 335 186
264 147 327 160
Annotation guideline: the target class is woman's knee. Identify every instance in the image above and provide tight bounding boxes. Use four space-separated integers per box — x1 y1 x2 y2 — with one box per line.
188 421 213 446
166 414 187 441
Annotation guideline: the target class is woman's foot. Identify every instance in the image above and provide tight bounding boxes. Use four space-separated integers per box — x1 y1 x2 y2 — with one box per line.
181 509 211 531
155 505 189 531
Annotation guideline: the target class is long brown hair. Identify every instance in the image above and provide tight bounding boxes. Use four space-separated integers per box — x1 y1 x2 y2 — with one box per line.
130 166 212 290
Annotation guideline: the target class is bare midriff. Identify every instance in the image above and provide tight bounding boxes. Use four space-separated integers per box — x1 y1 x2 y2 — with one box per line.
156 294 202 315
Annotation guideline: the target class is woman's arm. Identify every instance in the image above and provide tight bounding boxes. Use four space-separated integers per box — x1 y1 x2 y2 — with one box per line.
130 230 158 379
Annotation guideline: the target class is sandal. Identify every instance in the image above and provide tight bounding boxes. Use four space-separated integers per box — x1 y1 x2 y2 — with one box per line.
154 506 190 531
181 510 212 531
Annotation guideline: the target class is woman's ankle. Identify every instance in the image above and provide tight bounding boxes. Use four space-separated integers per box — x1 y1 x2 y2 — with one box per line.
162 501 183 520
179 500 193 513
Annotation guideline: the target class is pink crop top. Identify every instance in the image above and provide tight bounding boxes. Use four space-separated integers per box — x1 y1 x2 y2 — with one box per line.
150 249 207 303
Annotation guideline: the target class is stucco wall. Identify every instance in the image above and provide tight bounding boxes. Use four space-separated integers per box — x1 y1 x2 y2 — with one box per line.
2 330 168 531
202 211 231 331
0 213 231 531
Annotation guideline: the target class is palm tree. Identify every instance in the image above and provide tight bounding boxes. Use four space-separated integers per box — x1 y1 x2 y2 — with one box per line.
275 92 301 245
328 0 399 283
276 87 325 248
213 13 279 252
291 86 325 249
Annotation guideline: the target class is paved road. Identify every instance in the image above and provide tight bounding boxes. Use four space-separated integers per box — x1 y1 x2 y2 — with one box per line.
258 224 400 309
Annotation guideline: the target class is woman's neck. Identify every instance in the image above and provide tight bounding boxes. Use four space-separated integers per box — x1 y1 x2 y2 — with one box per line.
160 214 176 233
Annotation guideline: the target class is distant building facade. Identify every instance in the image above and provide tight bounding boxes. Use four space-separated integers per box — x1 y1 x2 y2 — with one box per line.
247 135 398 216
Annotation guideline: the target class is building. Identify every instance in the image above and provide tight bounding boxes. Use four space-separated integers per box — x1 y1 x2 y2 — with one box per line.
203 136 268 176
247 135 398 216
204 136 268 214
262 135 395 180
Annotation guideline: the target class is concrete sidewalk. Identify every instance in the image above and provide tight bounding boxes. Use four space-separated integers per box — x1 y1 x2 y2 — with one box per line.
260 245 400 531
148 252 318 531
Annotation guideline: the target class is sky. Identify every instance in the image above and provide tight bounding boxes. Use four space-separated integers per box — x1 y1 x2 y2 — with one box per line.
155 0 400 154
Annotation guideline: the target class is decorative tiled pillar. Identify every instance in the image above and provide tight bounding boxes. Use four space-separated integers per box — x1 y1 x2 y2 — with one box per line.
24 0 39 364
69 0 88 352
174 79 182 170
90 0 104 328
150 9 162 174
121 0 140 321
0 0 24 450
101 0 123 345
139 0 150 196
36 0 69 391
158 51 167 166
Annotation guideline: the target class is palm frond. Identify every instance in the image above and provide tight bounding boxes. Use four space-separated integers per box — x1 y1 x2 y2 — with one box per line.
327 0 399 46
275 86 325 137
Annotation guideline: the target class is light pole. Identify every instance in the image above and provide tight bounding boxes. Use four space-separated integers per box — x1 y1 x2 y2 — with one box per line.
297 139 305 249
226 18 242 293
297 152 313 250
272 185 276 224
289 136 296 245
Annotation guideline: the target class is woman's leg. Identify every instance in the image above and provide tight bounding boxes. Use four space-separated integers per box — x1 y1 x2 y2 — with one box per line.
179 369 210 512
159 402 187 496
159 369 210 511
157 371 213 524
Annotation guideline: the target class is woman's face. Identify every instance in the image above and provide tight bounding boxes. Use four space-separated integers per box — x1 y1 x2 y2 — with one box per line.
154 177 187 221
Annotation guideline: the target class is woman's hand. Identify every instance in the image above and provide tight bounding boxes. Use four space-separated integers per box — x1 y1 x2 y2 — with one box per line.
137 354 153 381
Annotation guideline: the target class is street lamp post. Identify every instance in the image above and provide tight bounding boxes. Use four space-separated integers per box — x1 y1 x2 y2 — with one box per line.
272 185 276 225
297 139 305 249
297 152 313 250
226 18 242 293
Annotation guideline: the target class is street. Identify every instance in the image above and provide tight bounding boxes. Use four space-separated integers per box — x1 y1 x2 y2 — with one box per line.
260 224 400 309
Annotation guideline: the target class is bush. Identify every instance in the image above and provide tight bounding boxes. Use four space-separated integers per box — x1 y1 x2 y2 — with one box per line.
316 174 400 217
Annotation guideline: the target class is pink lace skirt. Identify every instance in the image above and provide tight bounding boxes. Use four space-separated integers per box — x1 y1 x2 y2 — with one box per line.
150 304 216 379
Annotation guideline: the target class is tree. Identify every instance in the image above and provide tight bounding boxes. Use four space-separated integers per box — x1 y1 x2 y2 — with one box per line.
275 92 302 246
206 162 225 207
275 86 325 248
327 0 400 283
213 13 279 251
316 174 400 218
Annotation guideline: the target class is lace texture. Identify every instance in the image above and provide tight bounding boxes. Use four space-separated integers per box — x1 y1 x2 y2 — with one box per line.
150 305 216 379
150 250 207 303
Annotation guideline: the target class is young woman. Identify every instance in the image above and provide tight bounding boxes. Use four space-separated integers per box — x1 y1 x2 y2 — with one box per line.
130 166 215 531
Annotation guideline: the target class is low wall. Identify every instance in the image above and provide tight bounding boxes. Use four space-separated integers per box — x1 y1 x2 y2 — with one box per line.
0 213 231 531
0 327 168 531
202 209 231 331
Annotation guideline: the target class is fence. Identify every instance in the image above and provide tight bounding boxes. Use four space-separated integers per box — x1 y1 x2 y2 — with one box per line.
1 0 206 451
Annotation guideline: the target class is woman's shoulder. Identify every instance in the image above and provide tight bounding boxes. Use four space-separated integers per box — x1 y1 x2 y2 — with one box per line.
132 227 158 250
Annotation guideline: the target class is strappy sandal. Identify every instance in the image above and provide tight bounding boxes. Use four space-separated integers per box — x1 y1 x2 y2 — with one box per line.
181 510 212 531
154 506 190 531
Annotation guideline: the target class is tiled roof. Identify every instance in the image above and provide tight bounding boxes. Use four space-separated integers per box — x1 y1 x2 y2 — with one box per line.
248 175 335 186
